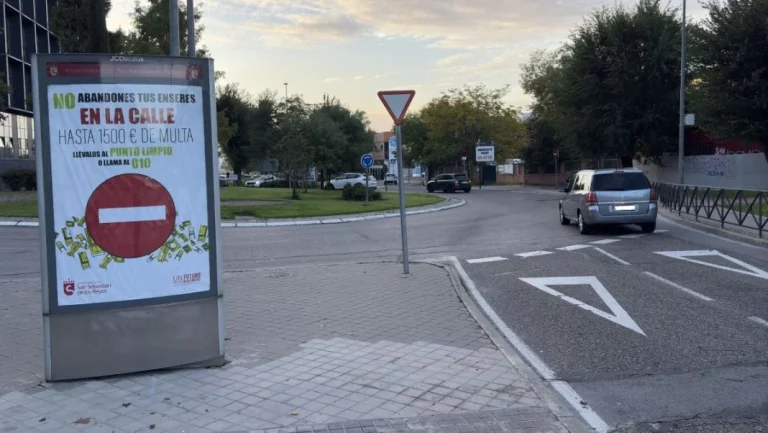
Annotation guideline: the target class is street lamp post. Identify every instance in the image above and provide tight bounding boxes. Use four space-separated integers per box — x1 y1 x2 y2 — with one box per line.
169 0 180 56
187 0 195 57
284 83 288 99
677 0 687 184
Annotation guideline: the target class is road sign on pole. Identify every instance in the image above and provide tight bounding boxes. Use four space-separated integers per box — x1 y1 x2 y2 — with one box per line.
360 153 374 169
378 90 415 126
378 90 416 274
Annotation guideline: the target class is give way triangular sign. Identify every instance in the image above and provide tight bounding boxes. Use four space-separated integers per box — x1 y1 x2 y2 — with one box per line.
519 276 646 335
378 90 415 125
654 250 768 280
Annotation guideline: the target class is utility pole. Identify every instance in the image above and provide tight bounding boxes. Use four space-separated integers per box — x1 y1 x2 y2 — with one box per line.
677 0 687 184
187 0 196 57
284 83 288 99
169 0 180 56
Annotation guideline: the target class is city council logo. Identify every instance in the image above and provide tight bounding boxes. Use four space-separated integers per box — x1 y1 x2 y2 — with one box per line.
63 280 75 296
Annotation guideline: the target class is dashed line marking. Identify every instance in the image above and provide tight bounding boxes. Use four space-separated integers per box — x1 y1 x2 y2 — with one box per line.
655 229 669 233
466 256 508 264
514 251 553 258
557 244 591 251
748 316 768 328
593 247 630 265
643 271 714 301
590 239 621 245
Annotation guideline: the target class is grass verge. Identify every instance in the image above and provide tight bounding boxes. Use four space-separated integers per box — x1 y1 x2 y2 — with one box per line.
0 188 445 219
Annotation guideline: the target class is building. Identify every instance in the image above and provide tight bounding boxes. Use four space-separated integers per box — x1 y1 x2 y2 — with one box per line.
1 0 59 168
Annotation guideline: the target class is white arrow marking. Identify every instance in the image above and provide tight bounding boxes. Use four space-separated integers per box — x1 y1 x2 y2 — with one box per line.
99 205 167 224
748 317 768 328
557 244 591 251
654 250 768 281
466 256 508 264
515 251 553 258
519 276 645 335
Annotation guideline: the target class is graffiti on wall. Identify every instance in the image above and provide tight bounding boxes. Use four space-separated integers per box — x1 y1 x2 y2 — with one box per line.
687 147 737 179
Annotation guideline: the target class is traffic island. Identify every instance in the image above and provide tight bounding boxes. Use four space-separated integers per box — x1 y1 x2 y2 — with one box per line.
0 188 465 228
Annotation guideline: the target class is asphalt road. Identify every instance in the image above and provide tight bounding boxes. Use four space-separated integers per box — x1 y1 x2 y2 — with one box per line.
1 186 767 432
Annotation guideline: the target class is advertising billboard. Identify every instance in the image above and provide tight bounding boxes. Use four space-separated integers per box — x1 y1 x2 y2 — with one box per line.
34 54 223 380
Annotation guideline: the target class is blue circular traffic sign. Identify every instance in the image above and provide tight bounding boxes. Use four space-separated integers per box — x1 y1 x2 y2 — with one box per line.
360 153 374 169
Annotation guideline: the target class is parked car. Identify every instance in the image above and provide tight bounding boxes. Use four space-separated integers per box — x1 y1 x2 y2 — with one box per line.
559 168 657 235
245 174 276 188
426 173 471 193
326 173 378 190
385 173 398 185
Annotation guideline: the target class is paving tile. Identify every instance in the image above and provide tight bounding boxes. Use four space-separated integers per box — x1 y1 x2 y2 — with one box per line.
0 263 577 433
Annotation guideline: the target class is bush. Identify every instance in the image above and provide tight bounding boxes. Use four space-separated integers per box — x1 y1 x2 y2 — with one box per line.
341 184 381 201
0 169 36 191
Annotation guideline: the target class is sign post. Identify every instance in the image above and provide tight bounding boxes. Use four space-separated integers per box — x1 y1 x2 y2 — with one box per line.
378 90 415 274
361 153 373 206
553 149 560 189
32 54 223 381
475 142 495 191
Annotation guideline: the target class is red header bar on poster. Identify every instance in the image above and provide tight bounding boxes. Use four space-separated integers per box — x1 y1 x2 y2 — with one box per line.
46 63 203 80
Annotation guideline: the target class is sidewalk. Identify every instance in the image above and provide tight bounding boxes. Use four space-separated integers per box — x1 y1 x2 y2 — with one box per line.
0 262 588 433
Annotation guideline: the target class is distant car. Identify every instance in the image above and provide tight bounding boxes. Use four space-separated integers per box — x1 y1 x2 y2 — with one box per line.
559 168 657 235
326 173 378 190
426 173 471 193
245 174 275 188
385 174 397 185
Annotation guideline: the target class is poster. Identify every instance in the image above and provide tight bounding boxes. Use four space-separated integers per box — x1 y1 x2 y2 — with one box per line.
48 83 210 305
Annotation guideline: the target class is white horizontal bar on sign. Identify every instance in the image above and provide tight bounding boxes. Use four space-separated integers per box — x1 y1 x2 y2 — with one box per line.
466 257 508 264
98 205 166 224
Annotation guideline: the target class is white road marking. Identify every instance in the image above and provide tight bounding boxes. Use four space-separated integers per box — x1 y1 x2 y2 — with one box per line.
514 251 553 258
519 276 646 335
466 256 508 264
557 244 591 251
654 229 669 233
748 316 768 328
643 272 714 302
98 205 166 224
655 250 768 280
619 234 645 239
444 257 609 433
590 239 621 245
592 247 631 265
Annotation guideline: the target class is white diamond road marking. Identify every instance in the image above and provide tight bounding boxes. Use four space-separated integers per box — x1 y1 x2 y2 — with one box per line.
98 205 166 224
466 256 508 264
590 239 621 245
519 276 646 335
654 250 768 281
557 244 591 251
748 317 768 328
643 271 714 302
515 251 553 258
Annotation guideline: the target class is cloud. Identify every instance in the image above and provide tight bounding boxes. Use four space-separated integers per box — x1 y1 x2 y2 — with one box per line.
323 77 341 82
354 75 365 80
222 0 625 49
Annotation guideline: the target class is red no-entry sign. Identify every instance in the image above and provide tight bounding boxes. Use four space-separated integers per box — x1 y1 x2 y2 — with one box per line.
85 173 176 259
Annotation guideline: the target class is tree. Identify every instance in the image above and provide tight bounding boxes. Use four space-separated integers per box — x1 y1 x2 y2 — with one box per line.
417 84 525 166
270 96 314 199
50 0 117 53
520 0 684 165
689 0 768 161
216 84 256 181
123 0 208 56
399 113 428 168
315 95 375 173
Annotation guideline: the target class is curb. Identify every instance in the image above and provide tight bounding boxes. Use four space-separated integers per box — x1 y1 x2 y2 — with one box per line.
658 207 768 247
417 257 598 433
0 199 467 229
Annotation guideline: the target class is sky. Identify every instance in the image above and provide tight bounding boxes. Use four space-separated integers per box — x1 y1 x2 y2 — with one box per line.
106 0 709 132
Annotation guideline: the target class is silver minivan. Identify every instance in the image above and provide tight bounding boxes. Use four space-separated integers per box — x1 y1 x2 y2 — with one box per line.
559 169 658 234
